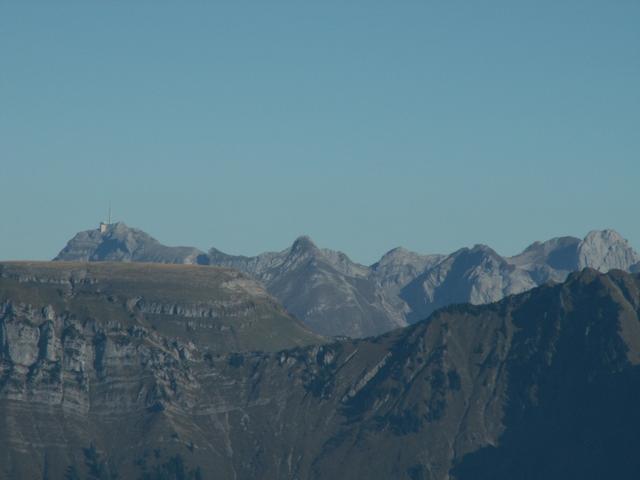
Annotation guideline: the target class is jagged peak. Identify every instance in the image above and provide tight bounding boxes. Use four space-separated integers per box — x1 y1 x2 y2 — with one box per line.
440 244 505 269
470 243 494 252
577 229 639 272
290 235 319 253
468 244 503 258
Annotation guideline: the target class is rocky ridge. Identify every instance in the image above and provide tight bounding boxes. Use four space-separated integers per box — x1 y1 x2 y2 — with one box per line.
203 229 640 336
55 225 640 338
203 236 403 337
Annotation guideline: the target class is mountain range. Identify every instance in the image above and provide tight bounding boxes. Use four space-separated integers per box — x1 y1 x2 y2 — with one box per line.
54 223 640 337
2 262 639 479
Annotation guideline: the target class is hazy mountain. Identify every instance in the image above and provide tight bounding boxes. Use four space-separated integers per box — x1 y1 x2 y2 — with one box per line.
202 236 403 337
398 229 640 325
508 229 640 282
370 246 444 296
54 222 205 264
576 229 640 271
54 225 640 338
507 235 581 283
2 264 639 479
400 244 537 323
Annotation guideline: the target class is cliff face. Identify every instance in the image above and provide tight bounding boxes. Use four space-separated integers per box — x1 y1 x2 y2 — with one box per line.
0 294 210 479
576 229 640 271
1 263 639 479
0 262 322 355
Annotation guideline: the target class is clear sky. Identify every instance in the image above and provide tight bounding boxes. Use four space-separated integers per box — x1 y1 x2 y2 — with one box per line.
1 1 639 265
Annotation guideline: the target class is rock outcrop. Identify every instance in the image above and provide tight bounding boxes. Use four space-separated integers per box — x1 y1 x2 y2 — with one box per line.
576 229 640 271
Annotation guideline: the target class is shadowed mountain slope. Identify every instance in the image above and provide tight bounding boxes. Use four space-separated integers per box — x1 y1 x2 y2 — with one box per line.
1 265 640 479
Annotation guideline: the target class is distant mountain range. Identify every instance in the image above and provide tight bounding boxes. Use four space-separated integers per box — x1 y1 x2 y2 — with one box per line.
54 223 640 337
2 262 640 478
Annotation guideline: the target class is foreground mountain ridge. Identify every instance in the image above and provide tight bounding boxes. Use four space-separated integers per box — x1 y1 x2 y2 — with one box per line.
1 264 640 478
54 223 640 337
0 261 322 354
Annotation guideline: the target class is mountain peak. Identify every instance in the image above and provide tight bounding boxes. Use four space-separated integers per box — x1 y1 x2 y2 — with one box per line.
290 235 318 253
376 247 409 263
577 229 639 272
470 243 497 254
54 224 204 264
464 244 503 262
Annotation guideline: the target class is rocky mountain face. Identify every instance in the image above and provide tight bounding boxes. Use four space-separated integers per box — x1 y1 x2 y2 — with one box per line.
506 235 582 282
400 229 640 324
369 247 445 297
576 229 640 271
508 229 640 282
202 236 407 337
2 264 639 479
400 244 537 324
55 225 640 338
54 222 205 264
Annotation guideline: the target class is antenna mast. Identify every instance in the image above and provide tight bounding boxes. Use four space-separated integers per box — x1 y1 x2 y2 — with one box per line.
108 202 112 225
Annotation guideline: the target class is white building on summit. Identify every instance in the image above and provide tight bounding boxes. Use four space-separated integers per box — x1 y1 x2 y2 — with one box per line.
99 204 112 233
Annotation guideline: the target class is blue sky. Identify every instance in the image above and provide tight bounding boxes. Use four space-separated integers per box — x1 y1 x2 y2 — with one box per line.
1 1 639 264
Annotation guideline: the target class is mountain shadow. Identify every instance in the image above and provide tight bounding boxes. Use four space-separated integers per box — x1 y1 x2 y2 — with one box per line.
452 269 640 479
